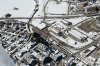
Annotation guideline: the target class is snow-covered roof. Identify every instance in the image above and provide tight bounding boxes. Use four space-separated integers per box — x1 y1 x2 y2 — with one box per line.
31 19 47 30
87 56 96 62
96 58 100 64
76 62 84 66
66 36 92 49
32 52 38 57
48 27 60 34
88 46 96 51
69 29 86 40
51 19 68 31
50 32 93 49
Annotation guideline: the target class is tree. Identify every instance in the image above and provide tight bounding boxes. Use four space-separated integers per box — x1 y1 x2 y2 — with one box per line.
5 13 11 18
13 7 19 10
95 6 99 13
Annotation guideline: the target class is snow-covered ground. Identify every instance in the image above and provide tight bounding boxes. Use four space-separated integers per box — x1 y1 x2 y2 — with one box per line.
46 1 68 15
0 0 36 18
0 44 15 66
34 0 48 17
65 17 90 25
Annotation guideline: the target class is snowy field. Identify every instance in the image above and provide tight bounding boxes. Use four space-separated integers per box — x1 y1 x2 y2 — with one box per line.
65 17 90 25
0 0 36 18
46 1 68 15
0 44 15 66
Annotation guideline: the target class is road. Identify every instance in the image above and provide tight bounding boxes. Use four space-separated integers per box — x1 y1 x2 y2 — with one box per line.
0 15 86 20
